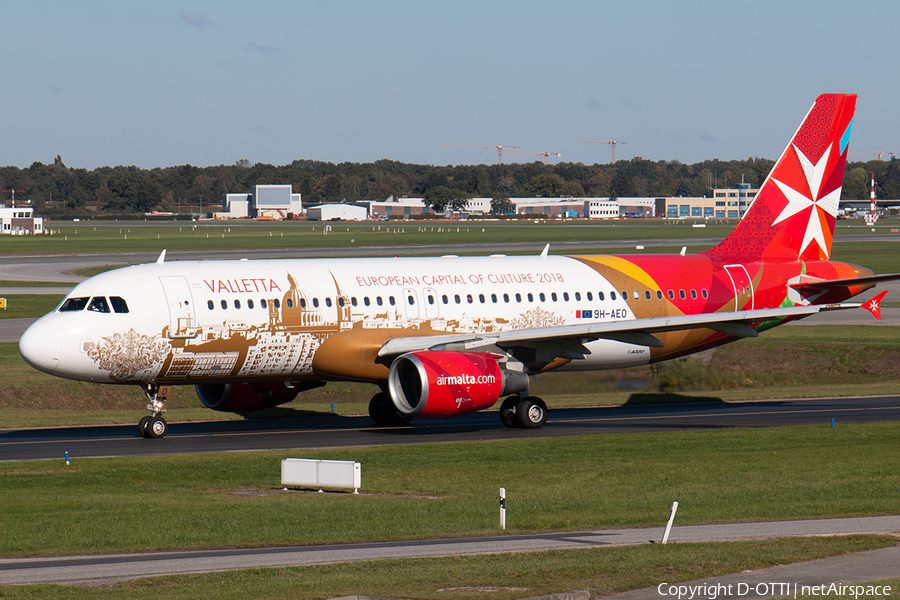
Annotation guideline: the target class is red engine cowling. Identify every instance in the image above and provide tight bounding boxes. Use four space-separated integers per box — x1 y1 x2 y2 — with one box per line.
195 382 302 412
388 351 528 418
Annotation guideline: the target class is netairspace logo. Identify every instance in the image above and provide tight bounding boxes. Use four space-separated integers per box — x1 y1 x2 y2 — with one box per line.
656 582 892 599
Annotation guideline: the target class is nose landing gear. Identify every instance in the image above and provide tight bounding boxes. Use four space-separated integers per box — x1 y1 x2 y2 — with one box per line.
139 383 169 438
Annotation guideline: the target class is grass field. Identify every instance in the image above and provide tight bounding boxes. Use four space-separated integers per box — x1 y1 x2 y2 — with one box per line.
2 423 900 597
1 218 898 257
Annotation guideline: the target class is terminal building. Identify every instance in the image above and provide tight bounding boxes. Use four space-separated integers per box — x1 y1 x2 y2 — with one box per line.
216 184 762 221
218 185 302 220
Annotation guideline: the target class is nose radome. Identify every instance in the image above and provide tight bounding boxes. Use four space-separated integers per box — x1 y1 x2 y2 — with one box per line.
19 317 61 374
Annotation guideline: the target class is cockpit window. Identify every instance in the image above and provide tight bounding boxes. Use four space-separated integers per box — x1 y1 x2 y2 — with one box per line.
110 296 129 313
87 297 111 313
59 297 90 312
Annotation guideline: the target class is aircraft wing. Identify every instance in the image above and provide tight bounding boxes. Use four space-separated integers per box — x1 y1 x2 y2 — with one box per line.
377 303 857 360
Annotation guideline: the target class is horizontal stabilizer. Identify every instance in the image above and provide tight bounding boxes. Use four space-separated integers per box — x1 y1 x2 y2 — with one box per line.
790 272 900 292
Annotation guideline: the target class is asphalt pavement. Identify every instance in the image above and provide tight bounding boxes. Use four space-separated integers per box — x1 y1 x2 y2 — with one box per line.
0 516 897 589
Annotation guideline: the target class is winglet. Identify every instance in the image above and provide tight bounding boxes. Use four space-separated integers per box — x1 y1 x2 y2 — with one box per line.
541 244 549 258
156 249 167 264
862 290 888 320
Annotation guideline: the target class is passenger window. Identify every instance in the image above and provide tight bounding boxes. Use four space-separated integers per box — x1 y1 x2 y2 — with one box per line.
312 298 319 308
376 297 383 306
407 295 415 305
563 292 569 301
679 290 686 299
691 289 697 299
300 298 307 308
351 297 358 307
364 297 371 306
207 300 214 310
110 296 129 313
247 299 255 309
622 290 628 300
702 289 708 299
610 292 616 301
389 296 396 306
59 297 90 312
454 294 461 304
574 292 581 301
586 292 592 301
325 298 332 308
442 294 448 304
645 291 652 300
427 295 434 305
88 297 111 313
273 299 280 308
656 290 663 300
221 299 227 309
467 294 474 304
234 299 241 309
478 294 485 303
668 290 675 300
286 298 294 309
515 293 522 302
338 297 345 307
527 293 534 302
261 299 268 308
551 292 558 302
503 293 509 303
491 293 497 303
598 291 604 301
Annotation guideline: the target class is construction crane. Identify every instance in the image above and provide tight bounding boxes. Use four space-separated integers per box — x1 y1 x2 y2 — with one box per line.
850 146 895 161
443 144 519 165
576 139 627 163
0 189 25 206
504 150 562 165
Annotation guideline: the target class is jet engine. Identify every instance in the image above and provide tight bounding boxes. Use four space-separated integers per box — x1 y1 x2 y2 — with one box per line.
388 351 528 418
195 381 317 412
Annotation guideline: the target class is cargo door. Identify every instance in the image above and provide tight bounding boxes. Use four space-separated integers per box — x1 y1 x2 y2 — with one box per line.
723 264 754 311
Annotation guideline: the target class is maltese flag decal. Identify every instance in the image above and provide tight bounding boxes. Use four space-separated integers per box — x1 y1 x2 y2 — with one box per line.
862 290 888 320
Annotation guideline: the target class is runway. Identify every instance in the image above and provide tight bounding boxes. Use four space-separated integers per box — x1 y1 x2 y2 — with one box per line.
3 395 899 462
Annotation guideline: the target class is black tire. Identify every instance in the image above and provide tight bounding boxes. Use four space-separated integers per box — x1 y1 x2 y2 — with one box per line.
138 416 151 438
516 397 547 429
147 416 168 438
369 393 412 426
499 395 520 428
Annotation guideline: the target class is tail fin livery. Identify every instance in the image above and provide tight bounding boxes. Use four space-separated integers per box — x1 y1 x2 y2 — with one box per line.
704 94 857 262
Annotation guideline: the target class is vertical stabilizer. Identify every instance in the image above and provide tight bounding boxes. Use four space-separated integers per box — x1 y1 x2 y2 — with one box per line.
704 94 857 262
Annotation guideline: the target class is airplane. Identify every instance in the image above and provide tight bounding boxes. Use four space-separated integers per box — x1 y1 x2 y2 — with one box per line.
18 93 896 438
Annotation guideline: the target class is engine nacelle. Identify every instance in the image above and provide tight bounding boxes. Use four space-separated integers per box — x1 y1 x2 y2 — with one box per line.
388 351 528 418
196 381 302 413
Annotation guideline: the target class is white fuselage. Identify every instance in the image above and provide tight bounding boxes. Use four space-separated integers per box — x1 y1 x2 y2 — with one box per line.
20 254 651 385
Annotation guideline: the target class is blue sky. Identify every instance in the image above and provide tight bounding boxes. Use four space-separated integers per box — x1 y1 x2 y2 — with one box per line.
2 1 897 169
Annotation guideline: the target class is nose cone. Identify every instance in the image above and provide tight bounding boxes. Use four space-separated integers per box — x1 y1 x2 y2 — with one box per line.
19 317 61 375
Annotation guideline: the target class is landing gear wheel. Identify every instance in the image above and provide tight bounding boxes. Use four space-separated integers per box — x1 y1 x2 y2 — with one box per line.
368 392 412 426
138 416 151 438
499 395 520 428
516 396 547 429
147 416 168 438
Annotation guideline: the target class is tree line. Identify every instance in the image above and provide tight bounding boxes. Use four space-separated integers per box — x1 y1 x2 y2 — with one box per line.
0 154 894 218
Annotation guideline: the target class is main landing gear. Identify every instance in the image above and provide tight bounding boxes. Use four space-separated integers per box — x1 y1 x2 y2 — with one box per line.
499 395 548 429
139 383 169 438
368 391 412 426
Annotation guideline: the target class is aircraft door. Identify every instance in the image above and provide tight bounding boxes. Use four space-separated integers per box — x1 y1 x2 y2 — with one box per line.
403 288 420 320
423 287 439 319
723 264 754 311
160 276 200 338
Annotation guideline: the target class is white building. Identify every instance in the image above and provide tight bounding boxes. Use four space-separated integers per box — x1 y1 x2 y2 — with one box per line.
0 205 43 234
306 204 368 221
217 185 302 219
